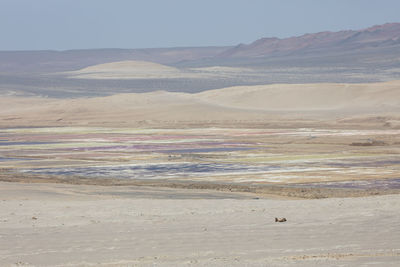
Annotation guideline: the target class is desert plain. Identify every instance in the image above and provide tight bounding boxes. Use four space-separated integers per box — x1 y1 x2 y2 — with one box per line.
2 23 400 266
1 74 400 266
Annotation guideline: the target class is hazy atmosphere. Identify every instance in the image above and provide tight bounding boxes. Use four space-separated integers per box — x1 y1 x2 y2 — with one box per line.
1 0 400 50
1 1 400 266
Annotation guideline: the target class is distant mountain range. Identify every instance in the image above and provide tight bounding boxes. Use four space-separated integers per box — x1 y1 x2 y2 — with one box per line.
1 22 399 73
1 23 399 97
218 23 400 59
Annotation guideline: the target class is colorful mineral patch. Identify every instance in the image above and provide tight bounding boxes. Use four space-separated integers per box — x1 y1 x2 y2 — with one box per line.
1 127 399 188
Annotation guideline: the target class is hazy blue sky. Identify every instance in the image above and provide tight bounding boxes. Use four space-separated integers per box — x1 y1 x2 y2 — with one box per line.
1 0 399 51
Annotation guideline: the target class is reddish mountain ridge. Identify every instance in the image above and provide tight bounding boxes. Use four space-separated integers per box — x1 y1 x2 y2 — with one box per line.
218 23 400 58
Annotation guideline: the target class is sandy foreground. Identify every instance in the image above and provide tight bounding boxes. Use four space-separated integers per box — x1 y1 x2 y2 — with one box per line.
0 181 399 266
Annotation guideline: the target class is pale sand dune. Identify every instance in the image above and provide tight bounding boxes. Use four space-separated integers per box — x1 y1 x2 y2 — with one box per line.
67 60 193 79
66 60 252 80
0 182 399 266
197 80 400 111
0 91 279 128
1 81 400 127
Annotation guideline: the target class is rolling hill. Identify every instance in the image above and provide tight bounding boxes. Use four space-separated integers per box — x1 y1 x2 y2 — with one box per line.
1 81 399 128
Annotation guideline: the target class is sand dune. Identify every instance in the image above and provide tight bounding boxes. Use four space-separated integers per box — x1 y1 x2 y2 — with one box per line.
67 60 187 79
197 80 400 111
1 81 400 127
0 91 266 127
66 60 251 80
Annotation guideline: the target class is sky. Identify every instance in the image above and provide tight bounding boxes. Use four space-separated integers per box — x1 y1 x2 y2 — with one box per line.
1 0 400 51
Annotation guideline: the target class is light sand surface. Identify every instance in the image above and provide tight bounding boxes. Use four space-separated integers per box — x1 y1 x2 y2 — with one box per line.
0 182 399 266
65 60 254 80
197 80 400 111
67 61 187 79
1 81 400 128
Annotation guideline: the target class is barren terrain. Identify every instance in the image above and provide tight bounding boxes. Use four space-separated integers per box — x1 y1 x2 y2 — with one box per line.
1 182 399 266
1 80 400 128
1 80 400 265
1 25 400 265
